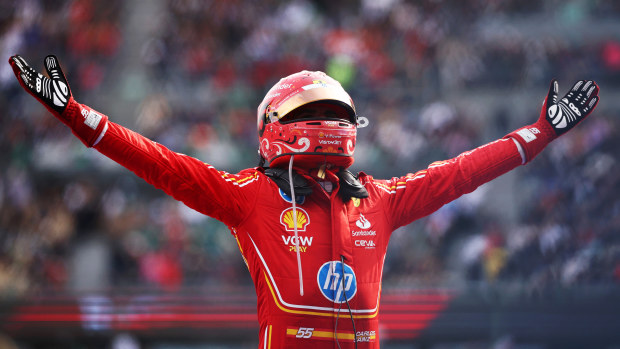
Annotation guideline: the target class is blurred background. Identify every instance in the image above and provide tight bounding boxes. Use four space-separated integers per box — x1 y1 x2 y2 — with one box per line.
1 0 619 348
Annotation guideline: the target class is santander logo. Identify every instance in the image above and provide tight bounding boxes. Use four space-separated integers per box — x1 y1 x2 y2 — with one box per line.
355 214 371 230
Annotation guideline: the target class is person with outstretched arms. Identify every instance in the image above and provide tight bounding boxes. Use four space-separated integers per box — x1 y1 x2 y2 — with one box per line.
9 55 599 348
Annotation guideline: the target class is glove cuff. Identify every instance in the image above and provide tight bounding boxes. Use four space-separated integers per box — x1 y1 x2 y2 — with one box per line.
503 119 556 164
62 98 109 147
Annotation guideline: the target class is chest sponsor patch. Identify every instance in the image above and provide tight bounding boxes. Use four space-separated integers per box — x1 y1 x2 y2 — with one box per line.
279 188 305 204
354 239 376 249
317 261 357 303
282 235 313 252
355 213 371 229
280 207 310 232
351 213 376 242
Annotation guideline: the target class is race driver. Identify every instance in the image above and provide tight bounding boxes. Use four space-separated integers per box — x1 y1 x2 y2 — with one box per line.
9 55 599 348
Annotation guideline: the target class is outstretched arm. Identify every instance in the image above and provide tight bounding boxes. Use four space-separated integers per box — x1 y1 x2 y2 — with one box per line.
378 80 600 229
9 55 260 227
94 121 261 226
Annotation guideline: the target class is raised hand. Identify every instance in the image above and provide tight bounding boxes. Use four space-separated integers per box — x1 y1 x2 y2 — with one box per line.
9 54 108 147
10 55 72 116
506 79 600 163
544 80 599 136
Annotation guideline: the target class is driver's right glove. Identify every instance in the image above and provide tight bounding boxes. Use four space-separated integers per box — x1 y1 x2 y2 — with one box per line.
9 54 109 147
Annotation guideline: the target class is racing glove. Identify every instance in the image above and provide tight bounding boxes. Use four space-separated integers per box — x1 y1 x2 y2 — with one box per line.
505 79 599 163
9 55 108 147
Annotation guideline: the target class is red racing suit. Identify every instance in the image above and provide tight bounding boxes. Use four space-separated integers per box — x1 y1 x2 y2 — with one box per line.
94 121 523 348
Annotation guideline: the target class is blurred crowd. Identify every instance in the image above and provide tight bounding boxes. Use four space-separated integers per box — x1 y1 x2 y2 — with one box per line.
0 0 619 298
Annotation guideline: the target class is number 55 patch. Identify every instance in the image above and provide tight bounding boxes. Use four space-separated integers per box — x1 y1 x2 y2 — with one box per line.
292 327 314 338
287 327 360 342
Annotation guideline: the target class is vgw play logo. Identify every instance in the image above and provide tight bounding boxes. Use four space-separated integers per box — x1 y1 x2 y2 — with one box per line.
317 261 357 303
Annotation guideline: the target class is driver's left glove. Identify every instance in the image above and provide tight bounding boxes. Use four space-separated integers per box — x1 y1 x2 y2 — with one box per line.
505 79 599 163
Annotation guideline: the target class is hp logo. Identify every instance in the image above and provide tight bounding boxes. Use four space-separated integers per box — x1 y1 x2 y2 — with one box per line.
317 261 357 303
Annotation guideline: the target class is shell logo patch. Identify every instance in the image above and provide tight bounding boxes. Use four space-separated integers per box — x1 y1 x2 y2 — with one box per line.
280 207 310 232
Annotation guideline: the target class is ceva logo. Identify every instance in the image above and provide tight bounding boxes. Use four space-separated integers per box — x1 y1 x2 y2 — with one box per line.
317 261 357 303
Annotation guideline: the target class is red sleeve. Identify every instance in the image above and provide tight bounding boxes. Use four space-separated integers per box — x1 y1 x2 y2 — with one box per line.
371 138 523 229
94 122 261 227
